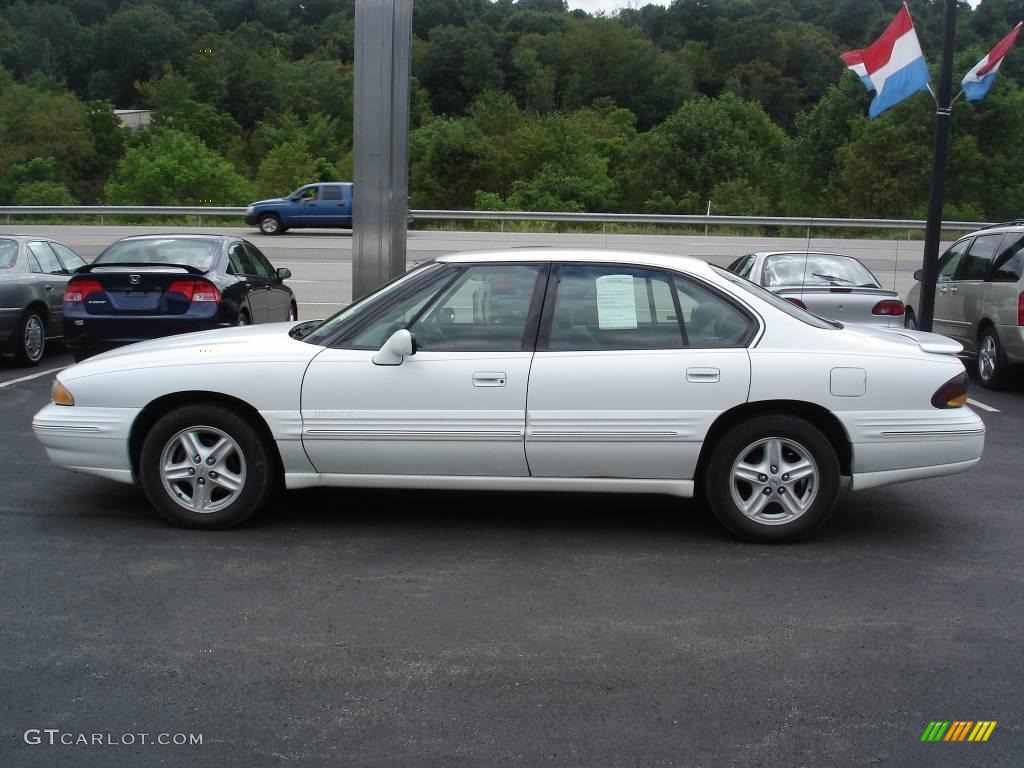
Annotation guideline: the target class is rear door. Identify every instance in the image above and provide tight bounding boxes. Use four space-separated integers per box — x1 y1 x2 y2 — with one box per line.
318 184 348 227
244 242 290 320
525 264 753 480
952 233 1003 352
25 241 67 329
227 241 267 322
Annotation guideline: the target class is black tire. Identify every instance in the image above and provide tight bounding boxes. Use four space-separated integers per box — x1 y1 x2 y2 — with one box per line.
15 308 45 366
976 326 1009 390
138 404 276 529
904 308 917 330
703 414 840 543
287 302 297 322
235 310 250 327
258 214 283 235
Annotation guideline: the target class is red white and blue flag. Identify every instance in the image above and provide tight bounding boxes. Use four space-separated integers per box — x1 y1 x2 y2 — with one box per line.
962 22 1022 101
839 49 875 92
840 3 930 117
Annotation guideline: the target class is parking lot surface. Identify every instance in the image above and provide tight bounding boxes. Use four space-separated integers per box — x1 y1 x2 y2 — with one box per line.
1 340 1022 766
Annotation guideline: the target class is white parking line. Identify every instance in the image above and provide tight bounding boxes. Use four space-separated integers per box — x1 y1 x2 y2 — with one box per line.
968 398 1000 413
0 365 69 390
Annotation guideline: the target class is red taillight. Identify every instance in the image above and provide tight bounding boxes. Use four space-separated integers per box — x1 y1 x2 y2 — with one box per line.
872 299 905 316
785 297 806 309
63 278 103 303
931 371 968 409
168 279 221 303
1017 291 1024 326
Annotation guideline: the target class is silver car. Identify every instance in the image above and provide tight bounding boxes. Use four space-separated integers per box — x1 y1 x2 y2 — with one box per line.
906 223 1024 389
0 235 87 365
726 252 905 328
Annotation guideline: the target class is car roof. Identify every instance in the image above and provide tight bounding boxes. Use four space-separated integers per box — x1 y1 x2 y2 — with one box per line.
749 251 859 259
112 234 230 242
0 234 64 241
435 248 715 274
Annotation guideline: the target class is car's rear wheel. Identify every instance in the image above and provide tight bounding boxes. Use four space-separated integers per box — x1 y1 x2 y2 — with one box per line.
235 310 250 327
287 302 297 322
904 308 917 330
15 309 45 366
259 214 282 235
704 414 840 543
977 326 1010 390
138 405 276 529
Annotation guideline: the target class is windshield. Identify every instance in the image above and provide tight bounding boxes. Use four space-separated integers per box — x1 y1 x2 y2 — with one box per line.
713 267 840 329
92 238 219 271
763 253 880 288
302 262 443 345
0 239 17 269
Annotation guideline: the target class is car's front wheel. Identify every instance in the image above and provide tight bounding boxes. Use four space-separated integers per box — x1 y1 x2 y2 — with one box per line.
704 414 840 543
138 405 276 529
258 214 282 235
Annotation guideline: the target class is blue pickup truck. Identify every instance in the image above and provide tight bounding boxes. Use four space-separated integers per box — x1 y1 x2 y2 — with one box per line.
245 182 353 235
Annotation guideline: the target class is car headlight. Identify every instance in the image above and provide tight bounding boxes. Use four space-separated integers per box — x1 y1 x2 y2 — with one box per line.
52 379 75 406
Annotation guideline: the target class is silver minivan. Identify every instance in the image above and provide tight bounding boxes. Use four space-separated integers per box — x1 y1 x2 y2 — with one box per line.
906 224 1024 389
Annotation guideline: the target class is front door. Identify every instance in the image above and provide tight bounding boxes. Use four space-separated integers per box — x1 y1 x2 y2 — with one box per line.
525 264 754 480
301 263 546 476
244 242 290 320
227 241 267 322
932 239 970 339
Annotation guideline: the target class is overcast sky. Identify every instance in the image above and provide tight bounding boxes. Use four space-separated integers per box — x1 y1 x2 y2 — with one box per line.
564 0 982 15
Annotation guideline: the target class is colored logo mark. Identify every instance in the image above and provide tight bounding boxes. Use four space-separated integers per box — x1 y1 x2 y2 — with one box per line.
921 721 997 742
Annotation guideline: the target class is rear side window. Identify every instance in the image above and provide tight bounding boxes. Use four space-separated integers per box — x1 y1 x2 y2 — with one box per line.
322 185 342 201
50 242 86 271
0 239 17 268
990 233 1024 283
675 276 754 347
960 234 1003 280
27 241 64 274
548 265 683 351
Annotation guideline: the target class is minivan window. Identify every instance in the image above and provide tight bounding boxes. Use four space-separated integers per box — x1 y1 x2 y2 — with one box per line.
990 233 1024 282
938 239 970 281
960 234 1003 281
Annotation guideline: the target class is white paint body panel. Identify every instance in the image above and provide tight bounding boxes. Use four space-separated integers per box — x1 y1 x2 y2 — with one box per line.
32 250 985 504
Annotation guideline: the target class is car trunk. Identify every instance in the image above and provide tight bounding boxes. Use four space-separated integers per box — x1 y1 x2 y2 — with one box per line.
76 265 201 316
774 286 899 325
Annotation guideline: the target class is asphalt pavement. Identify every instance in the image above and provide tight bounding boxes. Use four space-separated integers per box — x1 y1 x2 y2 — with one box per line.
1 341 1022 767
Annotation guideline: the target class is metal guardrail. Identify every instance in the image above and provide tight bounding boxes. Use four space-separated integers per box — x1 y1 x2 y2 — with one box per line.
0 205 993 231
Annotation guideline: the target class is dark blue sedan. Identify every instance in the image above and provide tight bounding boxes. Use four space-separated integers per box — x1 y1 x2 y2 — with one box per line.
64 235 296 361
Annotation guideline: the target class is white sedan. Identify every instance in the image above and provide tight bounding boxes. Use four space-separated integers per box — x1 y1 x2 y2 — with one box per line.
33 250 985 543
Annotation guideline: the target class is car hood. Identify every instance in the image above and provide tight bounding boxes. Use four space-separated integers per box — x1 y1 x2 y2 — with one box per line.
61 322 323 381
248 197 288 207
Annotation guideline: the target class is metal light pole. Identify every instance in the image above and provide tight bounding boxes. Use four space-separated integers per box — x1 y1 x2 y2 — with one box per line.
352 0 413 300
918 0 957 332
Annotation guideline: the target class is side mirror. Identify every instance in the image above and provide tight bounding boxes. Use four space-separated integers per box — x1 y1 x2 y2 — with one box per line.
276 267 291 280
372 329 416 366
913 269 923 281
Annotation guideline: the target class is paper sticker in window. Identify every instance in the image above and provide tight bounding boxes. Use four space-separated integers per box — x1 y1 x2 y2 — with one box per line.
595 275 638 329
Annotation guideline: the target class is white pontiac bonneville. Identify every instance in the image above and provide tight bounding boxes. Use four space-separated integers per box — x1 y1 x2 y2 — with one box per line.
33 250 985 542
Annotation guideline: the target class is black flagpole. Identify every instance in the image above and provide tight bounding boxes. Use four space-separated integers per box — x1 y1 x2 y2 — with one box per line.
918 0 957 332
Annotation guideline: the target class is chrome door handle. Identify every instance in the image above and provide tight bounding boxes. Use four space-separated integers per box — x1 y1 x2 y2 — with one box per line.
949 286 958 294
686 367 720 383
938 285 948 294
473 371 507 387
44 284 53 291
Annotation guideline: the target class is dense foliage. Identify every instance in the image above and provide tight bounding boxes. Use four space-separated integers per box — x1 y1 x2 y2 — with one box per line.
1 0 1024 219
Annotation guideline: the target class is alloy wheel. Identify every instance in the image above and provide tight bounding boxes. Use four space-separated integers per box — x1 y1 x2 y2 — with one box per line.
729 437 819 526
979 334 997 382
24 315 44 362
159 426 247 513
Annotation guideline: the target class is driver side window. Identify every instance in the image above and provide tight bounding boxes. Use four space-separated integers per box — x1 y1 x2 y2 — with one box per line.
938 240 970 281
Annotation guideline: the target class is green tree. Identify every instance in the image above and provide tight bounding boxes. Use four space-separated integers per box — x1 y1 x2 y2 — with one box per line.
14 180 77 205
105 128 252 205
254 141 318 199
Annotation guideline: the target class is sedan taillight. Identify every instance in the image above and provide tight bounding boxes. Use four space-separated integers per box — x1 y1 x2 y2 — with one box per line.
168 279 221 303
1017 291 1024 326
63 278 104 303
931 371 968 409
872 299 905 316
